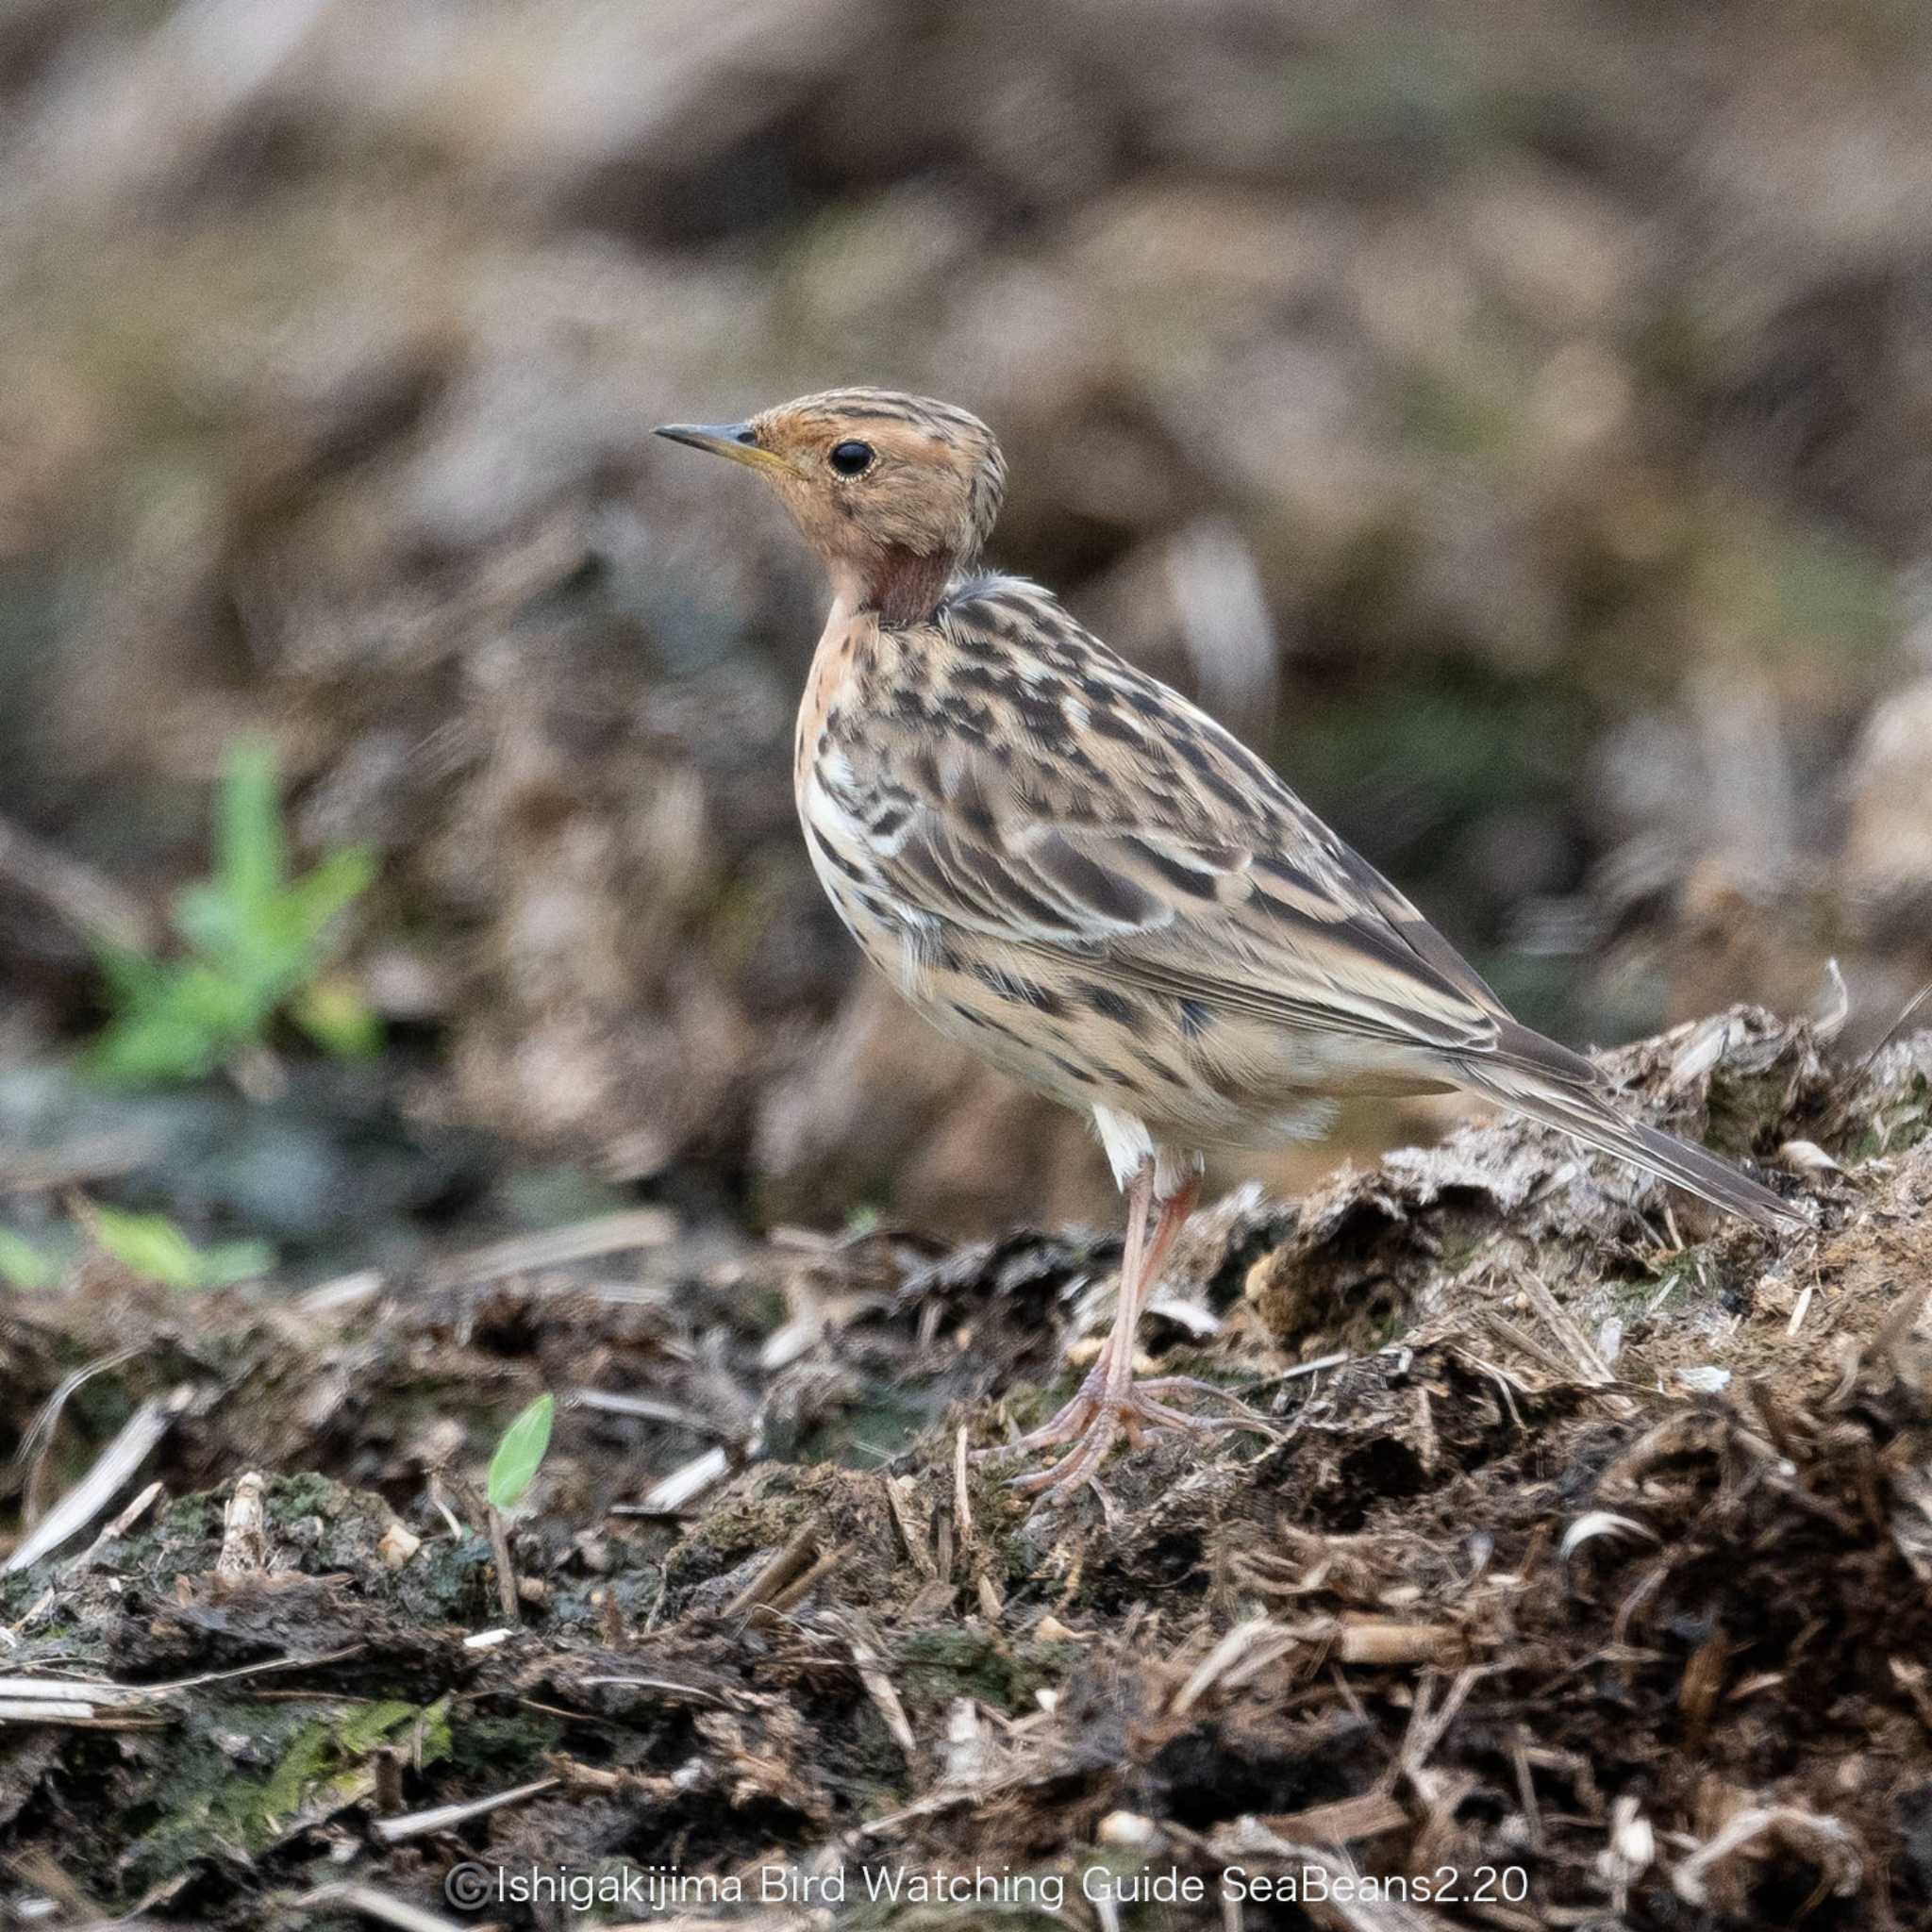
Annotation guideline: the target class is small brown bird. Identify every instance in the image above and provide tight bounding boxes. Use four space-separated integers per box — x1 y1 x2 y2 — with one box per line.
658 390 1803 1500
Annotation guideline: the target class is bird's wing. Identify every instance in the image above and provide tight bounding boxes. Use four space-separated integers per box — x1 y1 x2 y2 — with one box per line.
807 588 1519 1065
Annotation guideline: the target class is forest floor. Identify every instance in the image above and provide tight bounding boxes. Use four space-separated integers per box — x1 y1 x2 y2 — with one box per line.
3 1006 1931 1930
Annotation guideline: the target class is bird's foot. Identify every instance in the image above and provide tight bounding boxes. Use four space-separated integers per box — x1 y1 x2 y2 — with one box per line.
977 1369 1280 1504
1132 1374 1285 1434
969 1365 1111 1469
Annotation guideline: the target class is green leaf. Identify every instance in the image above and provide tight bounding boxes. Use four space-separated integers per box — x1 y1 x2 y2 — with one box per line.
283 845 377 939
86 960 264 1086
289 975 383 1058
0 1229 54 1291
171 880 248 961
87 1008 219 1086
194 1239 277 1287
88 1204 275 1291
487 1394 554 1512
86 733 379 1087
95 941 165 1003
89 1206 206 1288
214 738 286 913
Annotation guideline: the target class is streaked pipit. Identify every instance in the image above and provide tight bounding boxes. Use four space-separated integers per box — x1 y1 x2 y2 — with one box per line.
658 390 1804 1502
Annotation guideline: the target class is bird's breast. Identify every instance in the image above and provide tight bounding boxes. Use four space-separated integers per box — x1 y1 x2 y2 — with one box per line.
794 608 873 793
794 610 916 974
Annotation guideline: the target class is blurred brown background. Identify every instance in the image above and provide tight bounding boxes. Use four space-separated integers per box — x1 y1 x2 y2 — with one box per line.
3 0 1930 1245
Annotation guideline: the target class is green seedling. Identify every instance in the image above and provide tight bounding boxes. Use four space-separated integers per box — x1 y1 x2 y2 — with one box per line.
86 1202 274 1290
0 1229 56 1291
486 1394 555 1514
90 738 379 1085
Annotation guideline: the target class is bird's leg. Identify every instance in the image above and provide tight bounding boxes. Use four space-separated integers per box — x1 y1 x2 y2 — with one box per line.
977 1158 1283 1501
1006 1167 1200 1496
991 1161 1276 1501
974 1159 1162 1465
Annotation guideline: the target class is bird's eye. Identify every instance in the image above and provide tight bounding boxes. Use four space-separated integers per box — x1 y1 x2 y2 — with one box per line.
733 426 758 446
828 440 874 476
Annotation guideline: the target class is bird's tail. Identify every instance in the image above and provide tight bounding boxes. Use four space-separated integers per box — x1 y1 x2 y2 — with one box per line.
1460 1024 1806 1231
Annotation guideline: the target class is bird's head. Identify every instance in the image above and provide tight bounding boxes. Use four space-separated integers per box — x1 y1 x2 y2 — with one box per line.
656 388 1006 624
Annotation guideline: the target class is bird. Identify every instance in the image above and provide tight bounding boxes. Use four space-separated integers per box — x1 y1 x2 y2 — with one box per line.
657 389 1805 1502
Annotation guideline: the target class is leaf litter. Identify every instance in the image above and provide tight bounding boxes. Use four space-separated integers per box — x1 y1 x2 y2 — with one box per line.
0 1006 1930 1927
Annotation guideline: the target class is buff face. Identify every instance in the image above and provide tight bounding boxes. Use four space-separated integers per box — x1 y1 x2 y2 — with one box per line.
659 390 1005 623
747 397 1003 565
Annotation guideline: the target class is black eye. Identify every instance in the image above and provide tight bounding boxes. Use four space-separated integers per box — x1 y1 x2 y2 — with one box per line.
828 440 874 476
734 426 758 446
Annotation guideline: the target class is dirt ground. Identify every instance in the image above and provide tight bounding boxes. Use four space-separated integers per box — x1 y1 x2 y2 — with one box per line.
3 1004 1931 1930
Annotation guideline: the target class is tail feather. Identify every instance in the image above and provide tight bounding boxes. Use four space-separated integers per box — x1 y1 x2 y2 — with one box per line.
1462 1057 1804 1230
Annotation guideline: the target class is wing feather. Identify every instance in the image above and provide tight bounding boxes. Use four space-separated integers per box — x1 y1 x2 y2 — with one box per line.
811 589 1510 1068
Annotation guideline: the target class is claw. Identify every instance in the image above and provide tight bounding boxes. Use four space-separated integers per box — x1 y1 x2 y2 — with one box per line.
990 1374 1280 1503
1136 1375 1286 1437
969 1375 1104 1466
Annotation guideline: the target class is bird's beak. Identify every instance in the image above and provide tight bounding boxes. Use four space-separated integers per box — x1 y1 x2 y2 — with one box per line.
654 421 793 477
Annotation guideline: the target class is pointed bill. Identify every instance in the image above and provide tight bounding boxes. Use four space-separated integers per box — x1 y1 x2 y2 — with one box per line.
654 421 794 477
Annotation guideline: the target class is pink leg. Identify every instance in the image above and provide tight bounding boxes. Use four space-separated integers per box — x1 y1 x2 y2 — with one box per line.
976 1161 1274 1502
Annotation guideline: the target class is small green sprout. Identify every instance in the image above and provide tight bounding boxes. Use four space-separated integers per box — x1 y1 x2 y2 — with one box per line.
86 1202 275 1291
89 738 379 1085
486 1394 555 1513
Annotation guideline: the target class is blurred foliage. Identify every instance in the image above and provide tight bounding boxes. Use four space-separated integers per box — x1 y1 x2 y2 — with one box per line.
83 1200 274 1290
0 1228 56 1291
88 741 378 1086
